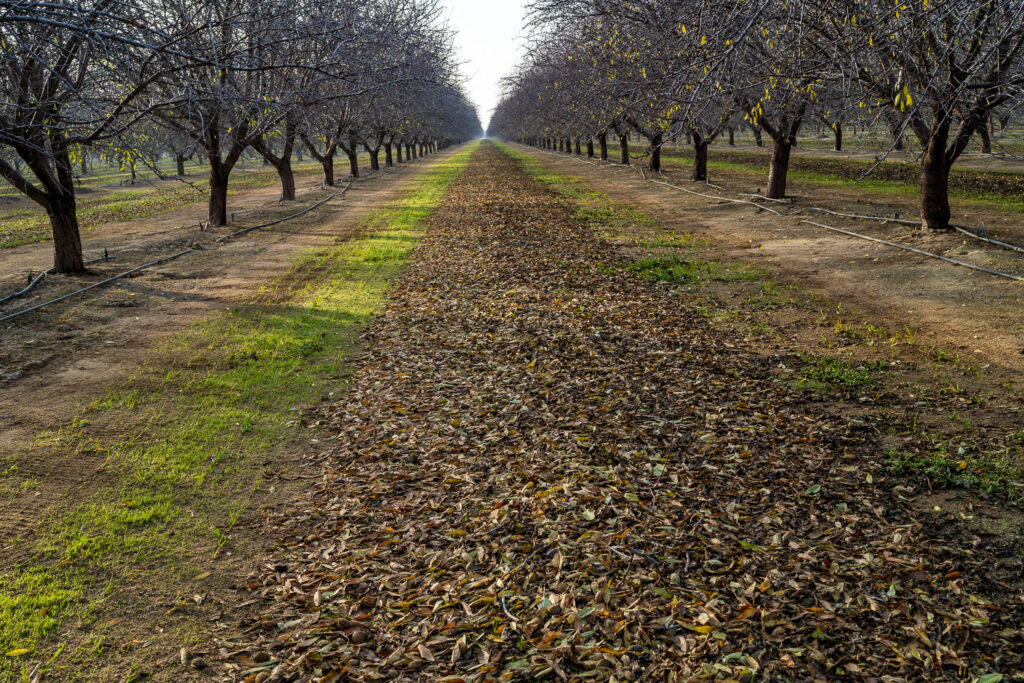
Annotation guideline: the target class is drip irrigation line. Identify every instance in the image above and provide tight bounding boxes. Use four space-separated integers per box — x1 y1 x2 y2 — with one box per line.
216 183 350 243
0 249 194 325
801 220 1024 282
809 207 1024 256
0 250 112 306
646 178 782 215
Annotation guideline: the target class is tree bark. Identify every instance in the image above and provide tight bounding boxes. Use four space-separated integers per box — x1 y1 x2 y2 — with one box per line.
396 142 404 163
175 152 186 176
976 124 992 154
347 136 360 178
766 139 792 199
587 140 594 158
920 126 952 230
48 193 85 273
209 168 229 225
750 123 763 147
833 122 843 152
369 148 380 170
321 158 335 187
728 128 735 146
599 132 608 161
385 143 393 167
649 133 662 172
619 134 629 165
693 137 709 181
575 139 581 155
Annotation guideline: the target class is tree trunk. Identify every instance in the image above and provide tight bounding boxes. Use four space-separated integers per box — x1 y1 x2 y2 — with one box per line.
728 128 735 146
693 138 709 181
649 133 662 172
176 152 186 176
599 133 608 161
322 157 335 187
48 194 85 273
976 124 992 154
920 127 951 230
80 157 87 176
619 135 629 165
209 169 229 226
277 159 296 201
766 139 792 199
407 143 414 159
575 139 581 155
833 122 843 152
385 144 393 167
396 143 404 163
587 140 594 158
347 142 360 178
750 124 763 147
370 148 380 170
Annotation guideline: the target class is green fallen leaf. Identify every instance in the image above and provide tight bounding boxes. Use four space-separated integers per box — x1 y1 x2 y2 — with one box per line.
804 483 821 495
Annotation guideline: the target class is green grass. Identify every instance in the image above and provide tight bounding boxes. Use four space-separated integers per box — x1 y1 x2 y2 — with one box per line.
627 254 763 285
886 444 1024 506
797 354 885 392
0 143 476 680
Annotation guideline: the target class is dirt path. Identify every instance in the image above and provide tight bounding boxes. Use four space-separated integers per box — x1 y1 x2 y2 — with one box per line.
0 154 449 551
206 142 1021 681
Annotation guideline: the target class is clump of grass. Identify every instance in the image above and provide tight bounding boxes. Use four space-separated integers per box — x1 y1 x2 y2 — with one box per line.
798 354 885 392
886 446 1024 505
627 254 763 285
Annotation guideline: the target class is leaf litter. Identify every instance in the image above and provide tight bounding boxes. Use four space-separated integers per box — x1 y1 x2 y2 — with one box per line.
211 143 1022 681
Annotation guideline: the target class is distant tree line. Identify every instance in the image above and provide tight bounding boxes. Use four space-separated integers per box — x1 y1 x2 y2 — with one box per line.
0 0 482 273
488 0 1024 230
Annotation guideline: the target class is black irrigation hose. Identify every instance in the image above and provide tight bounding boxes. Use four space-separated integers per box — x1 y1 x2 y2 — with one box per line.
0 249 194 325
801 220 1024 282
0 250 112 306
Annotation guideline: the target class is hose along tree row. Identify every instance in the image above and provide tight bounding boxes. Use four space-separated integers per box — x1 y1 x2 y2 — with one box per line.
0 0 482 274
489 0 1024 231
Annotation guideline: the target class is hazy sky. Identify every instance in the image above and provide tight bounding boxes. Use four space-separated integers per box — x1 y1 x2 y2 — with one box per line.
445 0 530 131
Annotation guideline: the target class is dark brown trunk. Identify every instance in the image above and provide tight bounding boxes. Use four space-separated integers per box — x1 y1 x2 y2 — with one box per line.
693 138 709 181
587 140 594 158
976 124 991 154
347 144 359 178
396 143 404 163
833 122 843 152
176 152 186 176
599 133 608 161
766 139 791 199
80 157 87 176
649 134 662 172
385 144 393 167
920 126 951 230
322 158 335 186
209 169 229 226
48 194 85 273
751 124 763 147
728 128 735 146
575 139 581 155
369 148 380 170
618 135 629 165
277 159 296 201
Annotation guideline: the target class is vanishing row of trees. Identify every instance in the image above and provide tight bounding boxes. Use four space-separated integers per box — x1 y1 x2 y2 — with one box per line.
0 0 481 273
489 0 1024 230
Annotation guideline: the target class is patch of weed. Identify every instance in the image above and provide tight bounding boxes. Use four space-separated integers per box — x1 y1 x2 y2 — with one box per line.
627 255 763 286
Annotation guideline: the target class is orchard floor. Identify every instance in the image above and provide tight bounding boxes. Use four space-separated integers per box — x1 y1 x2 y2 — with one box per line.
197 142 1022 682
0 149 457 681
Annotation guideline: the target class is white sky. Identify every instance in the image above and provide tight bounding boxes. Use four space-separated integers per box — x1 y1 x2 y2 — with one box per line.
444 0 530 132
